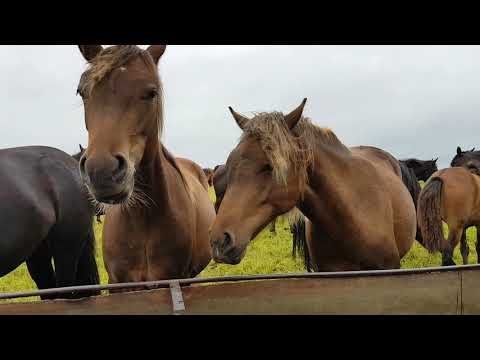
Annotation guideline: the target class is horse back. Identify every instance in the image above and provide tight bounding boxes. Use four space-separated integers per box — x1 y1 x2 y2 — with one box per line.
350 146 402 177
176 157 210 191
432 167 480 224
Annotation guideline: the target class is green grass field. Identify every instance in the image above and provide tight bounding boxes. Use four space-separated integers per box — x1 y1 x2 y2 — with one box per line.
1 184 478 302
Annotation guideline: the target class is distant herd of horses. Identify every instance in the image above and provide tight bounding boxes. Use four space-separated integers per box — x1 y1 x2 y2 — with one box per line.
1 44 480 301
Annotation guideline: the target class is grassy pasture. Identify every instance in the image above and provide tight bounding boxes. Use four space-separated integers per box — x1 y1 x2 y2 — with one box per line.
0 184 478 302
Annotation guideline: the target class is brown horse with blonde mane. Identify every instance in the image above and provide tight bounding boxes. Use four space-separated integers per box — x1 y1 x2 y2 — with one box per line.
210 99 416 271
76 45 215 284
418 166 480 265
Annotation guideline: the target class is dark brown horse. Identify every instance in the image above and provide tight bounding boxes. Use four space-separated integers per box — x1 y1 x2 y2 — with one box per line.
203 168 215 187
210 99 416 271
73 144 104 223
397 157 438 246
451 146 480 174
0 146 100 299
212 164 227 213
76 45 215 285
418 167 480 265
400 158 438 182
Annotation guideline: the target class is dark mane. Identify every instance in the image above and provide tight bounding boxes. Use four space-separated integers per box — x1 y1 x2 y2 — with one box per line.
398 160 424 245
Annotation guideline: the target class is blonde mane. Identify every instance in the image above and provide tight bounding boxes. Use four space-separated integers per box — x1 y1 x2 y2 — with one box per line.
78 45 165 137
241 112 349 194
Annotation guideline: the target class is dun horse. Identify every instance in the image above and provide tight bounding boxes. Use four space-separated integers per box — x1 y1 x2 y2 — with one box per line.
443 146 480 263
212 162 307 248
210 99 416 271
0 146 100 299
417 166 480 265
76 45 215 284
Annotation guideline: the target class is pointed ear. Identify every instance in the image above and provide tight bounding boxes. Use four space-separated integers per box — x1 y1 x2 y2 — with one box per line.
457 146 462 155
229 107 250 131
147 45 167 65
78 45 103 62
285 98 307 130
471 147 476 152
434 157 438 163
79 144 85 152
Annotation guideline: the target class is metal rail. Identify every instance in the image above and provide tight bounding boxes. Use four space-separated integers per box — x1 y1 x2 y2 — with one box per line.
1 264 480 301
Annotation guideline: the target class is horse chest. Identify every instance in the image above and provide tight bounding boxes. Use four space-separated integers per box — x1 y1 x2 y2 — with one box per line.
102 213 193 282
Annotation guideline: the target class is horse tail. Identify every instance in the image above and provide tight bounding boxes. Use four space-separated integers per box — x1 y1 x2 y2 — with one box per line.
417 177 445 253
74 226 101 298
399 161 423 244
289 212 313 272
399 161 421 207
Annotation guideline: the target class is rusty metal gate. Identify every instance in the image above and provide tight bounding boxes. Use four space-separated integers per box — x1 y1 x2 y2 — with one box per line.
0 265 479 315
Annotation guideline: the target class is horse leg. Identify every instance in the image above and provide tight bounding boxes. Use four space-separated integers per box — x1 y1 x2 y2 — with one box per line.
442 226 462 266
26 240 57 300
49 227 86 299
460 228 469 265
74 228 101 297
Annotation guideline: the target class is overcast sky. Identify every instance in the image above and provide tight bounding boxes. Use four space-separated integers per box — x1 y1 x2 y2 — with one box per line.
0 45 478 169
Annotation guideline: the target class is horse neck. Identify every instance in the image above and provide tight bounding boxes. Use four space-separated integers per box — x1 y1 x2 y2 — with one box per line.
132 135 188 216
296 139 353 225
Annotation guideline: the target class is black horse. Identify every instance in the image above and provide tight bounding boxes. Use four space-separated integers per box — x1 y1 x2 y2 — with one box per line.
0 146 100 300
400 158 438 182
451 146 480 174
398 158 438 247
73 145 105 223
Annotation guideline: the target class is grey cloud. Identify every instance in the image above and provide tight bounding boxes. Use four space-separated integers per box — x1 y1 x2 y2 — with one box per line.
0 45 479 169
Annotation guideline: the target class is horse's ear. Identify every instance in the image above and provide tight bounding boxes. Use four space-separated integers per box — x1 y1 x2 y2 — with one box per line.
78 45 103 62
471 147 476 152
433 157 438 163
229 107 250 131
457 146 462 155
285 98 307 130
147 45 167 65
79 144 85 152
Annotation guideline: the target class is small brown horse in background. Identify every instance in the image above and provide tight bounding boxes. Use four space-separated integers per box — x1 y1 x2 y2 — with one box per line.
210 99 416 271
76 45 215 284
418 167 480 265
446 146 480 263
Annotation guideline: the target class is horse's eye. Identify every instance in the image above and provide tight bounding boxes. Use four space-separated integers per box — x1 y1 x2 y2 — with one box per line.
142 89 158 101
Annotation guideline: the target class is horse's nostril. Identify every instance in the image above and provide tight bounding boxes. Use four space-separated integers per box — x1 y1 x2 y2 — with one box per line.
223 232 232 248
113 155 127 182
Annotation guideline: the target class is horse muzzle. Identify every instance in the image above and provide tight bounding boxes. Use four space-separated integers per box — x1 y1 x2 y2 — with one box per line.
80 154 132 204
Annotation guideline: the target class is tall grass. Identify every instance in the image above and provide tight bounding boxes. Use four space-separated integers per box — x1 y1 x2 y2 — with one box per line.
1 185 477 302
